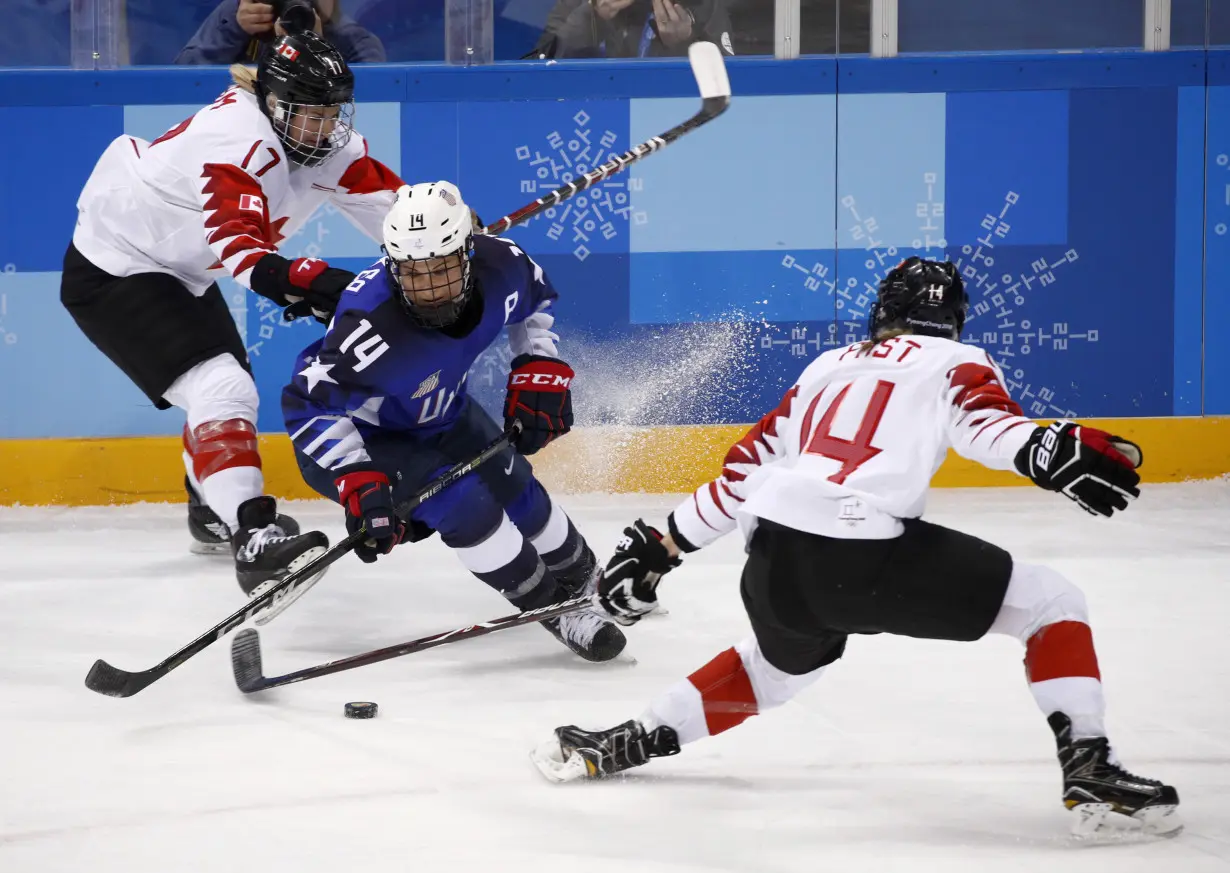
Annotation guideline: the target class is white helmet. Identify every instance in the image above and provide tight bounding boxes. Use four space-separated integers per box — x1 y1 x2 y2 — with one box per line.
382 181 475 328
383 181 472 260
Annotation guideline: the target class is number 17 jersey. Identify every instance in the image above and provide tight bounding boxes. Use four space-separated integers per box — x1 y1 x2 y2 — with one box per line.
672 334 1039 545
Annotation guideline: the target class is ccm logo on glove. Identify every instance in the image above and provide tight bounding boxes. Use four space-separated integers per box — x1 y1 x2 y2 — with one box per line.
509 372 572 389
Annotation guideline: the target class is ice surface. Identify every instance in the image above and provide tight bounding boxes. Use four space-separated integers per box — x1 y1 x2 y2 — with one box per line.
1 484 1228 871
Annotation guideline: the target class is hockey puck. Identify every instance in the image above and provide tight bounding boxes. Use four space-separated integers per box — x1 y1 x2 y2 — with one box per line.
343 701 378 719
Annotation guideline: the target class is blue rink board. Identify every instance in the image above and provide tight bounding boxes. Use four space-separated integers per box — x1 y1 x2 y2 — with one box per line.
0 51 1223 437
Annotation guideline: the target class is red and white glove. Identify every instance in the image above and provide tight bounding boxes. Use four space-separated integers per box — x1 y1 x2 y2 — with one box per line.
504 354 575 455
250 253 355 324
1014 421 1142 517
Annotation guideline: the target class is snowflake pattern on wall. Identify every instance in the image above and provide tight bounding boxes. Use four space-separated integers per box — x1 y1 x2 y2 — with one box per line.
514 111 646 261
767 175 1099 418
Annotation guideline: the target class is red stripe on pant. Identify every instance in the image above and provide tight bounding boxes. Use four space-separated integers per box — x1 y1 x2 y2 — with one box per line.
184 419 262 482
688 647 759 735
1024 620 1101 682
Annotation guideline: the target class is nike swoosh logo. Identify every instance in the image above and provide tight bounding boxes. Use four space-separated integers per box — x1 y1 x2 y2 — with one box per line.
504 457 515 475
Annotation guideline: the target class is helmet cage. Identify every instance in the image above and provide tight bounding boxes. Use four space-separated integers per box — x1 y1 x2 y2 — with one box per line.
383 240 476 330
266 98 354 168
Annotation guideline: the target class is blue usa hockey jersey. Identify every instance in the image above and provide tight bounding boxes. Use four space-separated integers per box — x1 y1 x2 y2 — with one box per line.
282 234 560 474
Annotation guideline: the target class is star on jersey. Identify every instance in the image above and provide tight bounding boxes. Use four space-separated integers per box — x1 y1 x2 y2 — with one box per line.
298 356 338 393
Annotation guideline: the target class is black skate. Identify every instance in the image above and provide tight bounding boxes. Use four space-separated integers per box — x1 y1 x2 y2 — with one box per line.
231 496 329 624
530 719 680 782
541 562 627 662
187 476 299 555
1048 712 1181 837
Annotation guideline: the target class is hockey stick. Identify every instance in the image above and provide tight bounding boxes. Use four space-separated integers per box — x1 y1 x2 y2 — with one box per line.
83 422 522 698
231 594 592 693
480 41 731 236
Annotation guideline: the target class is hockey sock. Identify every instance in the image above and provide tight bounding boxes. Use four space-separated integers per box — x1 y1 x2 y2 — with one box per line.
451 513 557 609
1025 620 1106 739
641 637 826 744
508 484 589 579
987 563 1108 740
182 426 205 498
186 418 264 533
531 504 585 577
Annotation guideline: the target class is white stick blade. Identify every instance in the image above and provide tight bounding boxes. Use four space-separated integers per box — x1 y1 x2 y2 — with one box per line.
688 41 731 100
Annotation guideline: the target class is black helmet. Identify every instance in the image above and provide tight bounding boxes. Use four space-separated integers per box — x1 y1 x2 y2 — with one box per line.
257 31 355 167
869 256 968 341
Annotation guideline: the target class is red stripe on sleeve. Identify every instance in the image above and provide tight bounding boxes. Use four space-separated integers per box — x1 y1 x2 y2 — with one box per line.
336 146 404 195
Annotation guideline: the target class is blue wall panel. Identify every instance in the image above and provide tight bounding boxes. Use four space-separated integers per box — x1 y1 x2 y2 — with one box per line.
1204 83 1230 413
944 91 1070 247
0 106 123 272
0 52 1224 441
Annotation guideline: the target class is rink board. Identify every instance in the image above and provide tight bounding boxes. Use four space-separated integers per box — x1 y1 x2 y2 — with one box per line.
1 416 1227 506
2 52 1229 505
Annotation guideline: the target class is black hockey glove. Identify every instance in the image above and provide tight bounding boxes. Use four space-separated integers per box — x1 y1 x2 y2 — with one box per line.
249 253 355 325
1014 421 1143 517
335 470 421 563
596 519 681 626
504 354 575 455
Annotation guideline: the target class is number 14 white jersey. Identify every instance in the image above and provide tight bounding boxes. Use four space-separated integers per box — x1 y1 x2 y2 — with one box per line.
673 334 1039 545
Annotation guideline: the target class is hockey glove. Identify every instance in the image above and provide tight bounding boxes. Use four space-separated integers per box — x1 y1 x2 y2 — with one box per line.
504 354 575 455
250 253 355 325
336 471 408 563
1014 421 1143 517
596 519 682 626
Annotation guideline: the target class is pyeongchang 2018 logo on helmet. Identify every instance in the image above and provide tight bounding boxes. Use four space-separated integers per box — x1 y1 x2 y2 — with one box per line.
514 111 646 261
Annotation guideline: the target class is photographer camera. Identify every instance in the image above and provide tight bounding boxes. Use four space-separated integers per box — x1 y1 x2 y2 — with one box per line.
177 0 385 65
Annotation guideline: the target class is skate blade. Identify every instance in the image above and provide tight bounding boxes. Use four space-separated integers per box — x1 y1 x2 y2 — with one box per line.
529 738 592 783
189 540 232 556
249 546 328 626
1070 803 1183 839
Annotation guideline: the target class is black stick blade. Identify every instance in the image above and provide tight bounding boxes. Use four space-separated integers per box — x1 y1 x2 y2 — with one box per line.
85 659 140 698
231 628 267 693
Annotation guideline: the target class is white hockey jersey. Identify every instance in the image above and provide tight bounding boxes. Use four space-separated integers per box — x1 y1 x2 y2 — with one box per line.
72 87 402 296
672 334 1040 546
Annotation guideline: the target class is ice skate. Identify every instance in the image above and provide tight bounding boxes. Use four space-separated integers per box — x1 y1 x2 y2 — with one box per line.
231 496 329 623
542 608 627 662
541 563 627 662
531 719 679 782
187 476 299 555
1049 712 1181 837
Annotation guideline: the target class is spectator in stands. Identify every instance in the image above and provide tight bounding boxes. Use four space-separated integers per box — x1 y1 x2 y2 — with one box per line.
525 0 734 59
176 0 385 65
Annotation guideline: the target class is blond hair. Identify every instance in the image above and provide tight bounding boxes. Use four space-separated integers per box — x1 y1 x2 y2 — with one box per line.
229 64 258 93
857 327 913 354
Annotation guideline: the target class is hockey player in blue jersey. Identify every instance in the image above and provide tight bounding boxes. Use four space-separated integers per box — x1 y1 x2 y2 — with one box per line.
281 180 627 661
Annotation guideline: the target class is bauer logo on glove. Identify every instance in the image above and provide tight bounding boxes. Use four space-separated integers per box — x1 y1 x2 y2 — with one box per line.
1014 421 1142 518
